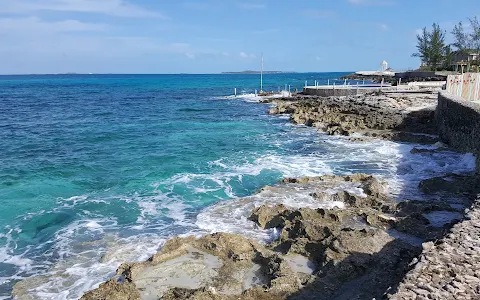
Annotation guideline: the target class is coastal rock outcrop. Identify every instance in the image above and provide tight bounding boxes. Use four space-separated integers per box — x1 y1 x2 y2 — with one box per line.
268 92 438 143
246 175 423 299
79 87 480 300
283 173 393 211
80 171 477 300
81 233 307 300
419 173 480 195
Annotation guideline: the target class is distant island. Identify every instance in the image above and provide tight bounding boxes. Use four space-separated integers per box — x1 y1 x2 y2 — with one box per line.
221 70 292 74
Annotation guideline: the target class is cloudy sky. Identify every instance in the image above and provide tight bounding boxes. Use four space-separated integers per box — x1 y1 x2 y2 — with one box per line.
0 0 478 74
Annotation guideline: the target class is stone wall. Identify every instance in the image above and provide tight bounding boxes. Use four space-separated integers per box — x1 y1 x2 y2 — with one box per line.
436 91 480 170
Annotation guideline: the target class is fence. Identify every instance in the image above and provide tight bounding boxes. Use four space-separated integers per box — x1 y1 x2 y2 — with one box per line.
446 73 480 101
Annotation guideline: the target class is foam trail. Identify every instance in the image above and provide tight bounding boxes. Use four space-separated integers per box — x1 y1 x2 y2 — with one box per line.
2 108 477 300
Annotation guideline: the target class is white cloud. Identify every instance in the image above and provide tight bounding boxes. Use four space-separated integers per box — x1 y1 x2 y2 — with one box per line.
184 53 196 59
380 24 389 31
0 0 166 18
239 51 256 58
0 16 108 34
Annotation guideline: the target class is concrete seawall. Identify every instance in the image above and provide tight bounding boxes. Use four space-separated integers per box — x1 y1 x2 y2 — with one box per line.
303 86 394 97
436 91 480 170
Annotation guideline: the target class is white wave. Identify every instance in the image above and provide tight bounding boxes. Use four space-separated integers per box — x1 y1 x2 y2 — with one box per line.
209 153 333 179
195 133 476 242
6 218 167 300
316 135 476 200
196 181 353 242
221 90 292 103
4 113 477 300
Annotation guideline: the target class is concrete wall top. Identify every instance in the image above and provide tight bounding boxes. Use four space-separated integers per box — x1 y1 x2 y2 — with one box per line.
439 91 480 112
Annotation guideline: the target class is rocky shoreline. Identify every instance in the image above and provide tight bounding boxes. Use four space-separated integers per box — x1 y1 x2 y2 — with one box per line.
263 91 439 144
74 91 479 299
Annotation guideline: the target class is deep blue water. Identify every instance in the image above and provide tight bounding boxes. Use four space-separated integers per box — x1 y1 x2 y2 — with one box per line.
0 73 476 300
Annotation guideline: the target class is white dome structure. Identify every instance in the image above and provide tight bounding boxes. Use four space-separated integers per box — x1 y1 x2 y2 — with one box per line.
381 60 388 72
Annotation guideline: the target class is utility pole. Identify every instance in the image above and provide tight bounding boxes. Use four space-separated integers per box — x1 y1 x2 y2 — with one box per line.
260 52 264 93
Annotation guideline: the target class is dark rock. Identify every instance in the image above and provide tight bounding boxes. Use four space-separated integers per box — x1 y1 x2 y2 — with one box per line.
394 213 440 239
419 174 480 195
249 204 291 229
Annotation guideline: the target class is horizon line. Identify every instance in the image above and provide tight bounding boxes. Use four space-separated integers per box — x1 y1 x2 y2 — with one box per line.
0 71 357 76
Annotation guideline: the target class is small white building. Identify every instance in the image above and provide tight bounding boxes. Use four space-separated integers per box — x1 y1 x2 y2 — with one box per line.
381 60 388 72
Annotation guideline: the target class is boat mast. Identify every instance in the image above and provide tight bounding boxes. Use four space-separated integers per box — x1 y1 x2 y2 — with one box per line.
260 53 263 93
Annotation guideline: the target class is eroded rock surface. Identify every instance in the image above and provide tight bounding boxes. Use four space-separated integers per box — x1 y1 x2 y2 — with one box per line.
81 233 305 300
80 171 478 300
268 92 438 143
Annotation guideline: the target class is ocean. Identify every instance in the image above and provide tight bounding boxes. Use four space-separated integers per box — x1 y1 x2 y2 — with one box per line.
0 73 476 299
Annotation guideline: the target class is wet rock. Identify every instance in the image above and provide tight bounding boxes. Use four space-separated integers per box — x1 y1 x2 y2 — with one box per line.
80 233 304 300
81 172 477 300
363 212 396 229
267 93 438 142
419 174 480 195
363 130 438 144
249 204 290 229
394 213 434 239
410 147 437 154
283 173 386 198
396 200 457 215
80 279 141 300
325 124 351 136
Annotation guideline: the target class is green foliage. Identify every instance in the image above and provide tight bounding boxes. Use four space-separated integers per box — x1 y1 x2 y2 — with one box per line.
415 16 480 71
469 17 480 64
429 23 447 70
452 21 470 53
412 27 430 65
442 45 454 71
451 17 480 66
412 23 446 71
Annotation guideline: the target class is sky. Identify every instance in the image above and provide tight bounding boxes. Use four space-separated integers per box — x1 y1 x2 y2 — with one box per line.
0 0 479 74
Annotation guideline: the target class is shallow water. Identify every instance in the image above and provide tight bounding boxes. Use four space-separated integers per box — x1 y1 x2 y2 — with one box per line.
0 73 476 299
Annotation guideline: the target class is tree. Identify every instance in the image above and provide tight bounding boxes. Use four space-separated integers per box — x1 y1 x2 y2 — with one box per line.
428 23 447 71
412 23 446 71
452 21 470 53
442 45 454 70
469 17 480 65
412 27 431 68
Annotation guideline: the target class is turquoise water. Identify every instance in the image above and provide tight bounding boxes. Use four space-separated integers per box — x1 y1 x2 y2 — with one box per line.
0 73 476 299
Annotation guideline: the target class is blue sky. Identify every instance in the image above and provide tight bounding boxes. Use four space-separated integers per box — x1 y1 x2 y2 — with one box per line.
0 0 478 74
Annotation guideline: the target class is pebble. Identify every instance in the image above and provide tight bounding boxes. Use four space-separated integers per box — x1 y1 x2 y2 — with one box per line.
390 198 480 299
